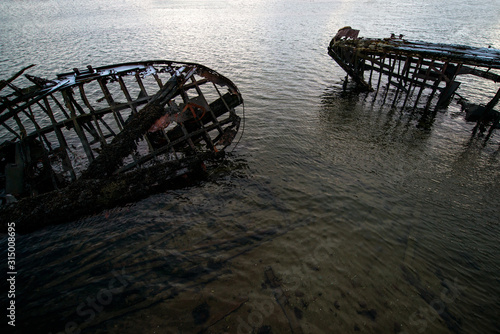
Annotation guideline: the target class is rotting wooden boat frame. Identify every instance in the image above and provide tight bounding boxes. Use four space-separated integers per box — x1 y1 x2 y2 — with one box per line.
0 61 243 232
328 27 500 139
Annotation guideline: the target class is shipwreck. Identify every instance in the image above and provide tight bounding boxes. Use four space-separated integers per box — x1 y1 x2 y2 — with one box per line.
0 61 243 232
329 27 500 139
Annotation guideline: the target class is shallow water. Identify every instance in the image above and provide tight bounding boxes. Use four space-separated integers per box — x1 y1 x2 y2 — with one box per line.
1 0 500 333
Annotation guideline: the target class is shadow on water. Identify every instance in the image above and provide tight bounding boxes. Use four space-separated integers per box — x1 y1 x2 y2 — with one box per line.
0 154 302 333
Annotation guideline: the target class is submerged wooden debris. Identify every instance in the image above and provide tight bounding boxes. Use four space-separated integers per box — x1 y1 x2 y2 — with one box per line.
0 61 243 232
329 27 500 139
264 267 304 334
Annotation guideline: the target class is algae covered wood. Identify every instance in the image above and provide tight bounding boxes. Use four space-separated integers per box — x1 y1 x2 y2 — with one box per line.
0 60 243 232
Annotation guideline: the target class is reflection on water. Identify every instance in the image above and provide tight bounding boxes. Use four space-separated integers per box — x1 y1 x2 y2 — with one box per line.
1 0 500 333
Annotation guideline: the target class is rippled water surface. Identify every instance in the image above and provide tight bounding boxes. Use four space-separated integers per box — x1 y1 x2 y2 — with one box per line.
1 0 500 333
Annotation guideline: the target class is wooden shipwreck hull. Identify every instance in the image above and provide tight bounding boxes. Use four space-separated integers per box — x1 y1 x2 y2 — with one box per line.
0 61 243 232
329 27 500 139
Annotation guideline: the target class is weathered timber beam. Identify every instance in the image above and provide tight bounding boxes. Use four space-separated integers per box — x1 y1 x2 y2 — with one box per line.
363 64 445 92
484 87 500 114
0 64 35 92
335 39 500 69
81 77 180 179
328 48 372 91
117 115 237 174
163 92 241 145
458 66 500 82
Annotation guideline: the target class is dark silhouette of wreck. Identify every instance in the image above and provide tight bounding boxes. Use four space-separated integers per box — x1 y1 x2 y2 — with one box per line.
0 61 243 232
329 27 500 139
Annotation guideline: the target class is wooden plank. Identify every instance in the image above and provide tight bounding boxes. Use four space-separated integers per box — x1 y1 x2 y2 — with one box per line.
97 78 125 130
334 38 500 69
328 48 372 91
62 90 95 163
81 77 180 179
